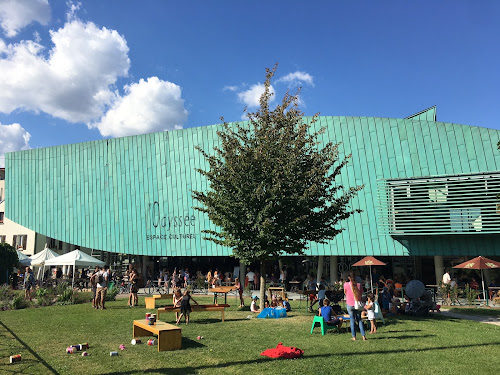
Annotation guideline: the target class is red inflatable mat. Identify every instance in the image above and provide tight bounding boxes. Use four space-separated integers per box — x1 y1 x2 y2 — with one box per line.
260 342 304 359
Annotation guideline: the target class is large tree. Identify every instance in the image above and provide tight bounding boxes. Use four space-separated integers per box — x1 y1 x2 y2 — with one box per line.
193 65 363 308
0 243 18 284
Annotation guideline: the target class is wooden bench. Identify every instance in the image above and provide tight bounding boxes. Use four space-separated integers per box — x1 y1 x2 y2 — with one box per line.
132 319 181 352
157 304 230 322
145 294 173 309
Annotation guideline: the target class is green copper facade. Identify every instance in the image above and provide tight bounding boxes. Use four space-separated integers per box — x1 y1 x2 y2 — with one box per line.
6 108 500 257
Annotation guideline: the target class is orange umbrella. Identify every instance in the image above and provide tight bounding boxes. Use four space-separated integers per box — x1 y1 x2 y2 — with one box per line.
353 256 386 292
453 256 500 301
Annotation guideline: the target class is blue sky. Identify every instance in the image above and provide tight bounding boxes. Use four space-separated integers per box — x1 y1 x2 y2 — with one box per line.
0 0 499 166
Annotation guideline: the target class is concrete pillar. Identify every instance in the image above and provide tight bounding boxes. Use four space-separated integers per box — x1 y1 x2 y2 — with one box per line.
434 255 444 285
330 256 338 284
141 256 147 287
317 256 324 283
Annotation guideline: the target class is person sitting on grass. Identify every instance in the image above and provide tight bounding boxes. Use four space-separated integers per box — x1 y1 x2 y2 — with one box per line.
176 290 199 325
278 297 291 312
319 298 343 329
250 296 260 312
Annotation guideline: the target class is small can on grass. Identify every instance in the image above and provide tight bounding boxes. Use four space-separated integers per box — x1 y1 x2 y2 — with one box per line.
9 354 21 363
110 351 118 356
147 339 155 346
131 339 141 345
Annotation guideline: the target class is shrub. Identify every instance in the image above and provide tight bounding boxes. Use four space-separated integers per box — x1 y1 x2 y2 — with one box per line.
55 282 70 296
194 276 206 292
0 284 14 301
105 286 119 301
11 294 29 310
73 291 93 305
465 284 479 306
57 288 73 303
35 288 54 307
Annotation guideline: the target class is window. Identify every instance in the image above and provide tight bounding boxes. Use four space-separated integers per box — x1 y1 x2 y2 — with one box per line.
12 235 27 250
0 235 5 243
0 187 3 201
47 237 56 249
0 211 4 223
429 185 448 203
450 208 482 232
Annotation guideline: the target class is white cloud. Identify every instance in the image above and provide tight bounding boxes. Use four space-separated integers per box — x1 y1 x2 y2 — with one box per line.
91 77 188 138
0 19 130 123
223 85 239 92
0 0 50 37
0 122 31 168
276 71 314 87
237 83 275 108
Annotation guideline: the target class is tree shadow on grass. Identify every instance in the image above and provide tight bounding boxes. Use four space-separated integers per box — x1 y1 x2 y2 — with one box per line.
0 321 59 375
368 334 436 340
181 337 205 349
383 329 422 333
103 341 500 375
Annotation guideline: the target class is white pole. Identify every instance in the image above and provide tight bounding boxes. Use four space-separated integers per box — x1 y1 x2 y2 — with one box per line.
369 265 373 293
481 269 486 302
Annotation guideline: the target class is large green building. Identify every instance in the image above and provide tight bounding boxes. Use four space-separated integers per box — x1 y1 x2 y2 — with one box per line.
5 107 500 282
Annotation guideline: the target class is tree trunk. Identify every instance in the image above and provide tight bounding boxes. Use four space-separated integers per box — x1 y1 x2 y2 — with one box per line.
317 256 324 283
259 260 266 310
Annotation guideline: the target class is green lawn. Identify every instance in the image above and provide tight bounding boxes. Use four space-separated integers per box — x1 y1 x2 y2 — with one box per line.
447 307 500 317
0 296 499 375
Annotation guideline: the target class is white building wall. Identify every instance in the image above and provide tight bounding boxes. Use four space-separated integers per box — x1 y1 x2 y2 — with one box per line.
0 169 36 256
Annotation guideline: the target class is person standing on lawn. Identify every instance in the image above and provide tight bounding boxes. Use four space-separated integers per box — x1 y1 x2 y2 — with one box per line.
344 271 366 341
128 268 139 307
96 265 109 310
24 267 35 301
90 266 100 309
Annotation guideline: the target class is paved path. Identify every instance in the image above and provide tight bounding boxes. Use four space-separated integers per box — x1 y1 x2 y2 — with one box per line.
440 308 500 326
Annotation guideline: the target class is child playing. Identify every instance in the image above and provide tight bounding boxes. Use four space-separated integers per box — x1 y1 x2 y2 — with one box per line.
176 290 198 325
250 296 260 312
172 288 183 322
319 298 343 328
278 297 291 312
235 278 244 307
365 292 376 334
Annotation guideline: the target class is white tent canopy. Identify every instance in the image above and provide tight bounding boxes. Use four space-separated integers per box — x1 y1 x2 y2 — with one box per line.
28 246 60 266
44 250 105 287
44 249 105 268
17 250 30 263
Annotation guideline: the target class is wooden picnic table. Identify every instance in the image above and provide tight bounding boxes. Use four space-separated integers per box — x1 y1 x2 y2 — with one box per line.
132 319 181 352
209 285 238 305
145 294 173 309
157 304 230 322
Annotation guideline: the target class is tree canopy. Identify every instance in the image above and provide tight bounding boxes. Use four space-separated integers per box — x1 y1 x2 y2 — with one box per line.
193 65 363 268
0 243 19 284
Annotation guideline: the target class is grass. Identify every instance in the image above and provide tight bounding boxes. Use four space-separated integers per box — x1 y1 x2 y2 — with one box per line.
0 295 499 375
447 307 500 317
